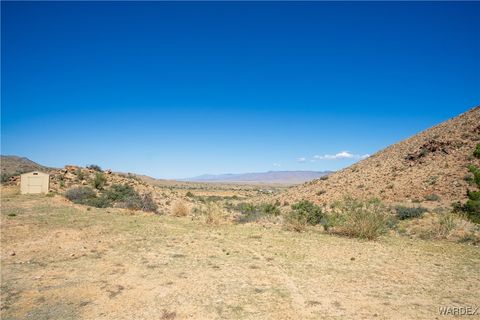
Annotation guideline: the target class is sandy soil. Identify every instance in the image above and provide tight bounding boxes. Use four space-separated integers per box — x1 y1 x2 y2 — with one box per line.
1 190 479 319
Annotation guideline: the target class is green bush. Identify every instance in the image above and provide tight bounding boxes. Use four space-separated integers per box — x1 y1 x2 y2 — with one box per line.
328 198 389 240
260 203 281 216
82 196 112 208
65 186 111 208
236 202 257 214
469 164 480 186
474 143 480 159
425 194 440 201
1 173 12 183
395 206 427 220
454 165 480 224
467 190 480 201
235 202 280 223
103 184 157 212
93 172 107 190
284 200 324 231
185 191 195 198
105 184 137 201
290 200 324 225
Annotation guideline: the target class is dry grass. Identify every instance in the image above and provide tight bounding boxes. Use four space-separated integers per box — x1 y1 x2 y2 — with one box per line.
171 201 189 217
2 190 480 319
327 199 390 240
401 211 480 243
203 202 225 225
193 202 226 225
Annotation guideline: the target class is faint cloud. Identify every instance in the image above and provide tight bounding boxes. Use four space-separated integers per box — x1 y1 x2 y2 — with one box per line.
273 163 281 167
311 151 370 161
297 157 307 163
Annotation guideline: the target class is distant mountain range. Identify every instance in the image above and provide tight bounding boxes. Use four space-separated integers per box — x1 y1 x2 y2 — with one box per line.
1 155 331 185
182 171 332 184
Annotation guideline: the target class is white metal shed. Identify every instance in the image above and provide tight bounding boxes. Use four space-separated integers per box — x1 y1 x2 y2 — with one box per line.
20 171 50 194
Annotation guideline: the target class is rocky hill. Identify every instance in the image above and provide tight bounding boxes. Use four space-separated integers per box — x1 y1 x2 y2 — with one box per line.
1 155 52 182
272 106 480 207
2 164 186 213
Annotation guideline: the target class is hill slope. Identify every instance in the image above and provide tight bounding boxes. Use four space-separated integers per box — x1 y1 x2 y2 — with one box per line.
184 171 331 184
274 106 480 206
1 155 51 181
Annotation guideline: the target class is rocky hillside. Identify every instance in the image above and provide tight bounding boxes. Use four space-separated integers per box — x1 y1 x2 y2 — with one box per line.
1 155 52 182
273 106 480 206
3 165 187 213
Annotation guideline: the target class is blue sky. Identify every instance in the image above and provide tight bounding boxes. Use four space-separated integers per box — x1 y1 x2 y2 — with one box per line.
2 2 479 179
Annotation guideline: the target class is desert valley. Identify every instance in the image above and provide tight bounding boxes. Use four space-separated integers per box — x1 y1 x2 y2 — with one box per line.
2 2 479 319
1 106 479 319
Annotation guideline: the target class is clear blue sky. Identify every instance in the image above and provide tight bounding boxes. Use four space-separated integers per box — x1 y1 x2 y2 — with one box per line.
2 2 479 179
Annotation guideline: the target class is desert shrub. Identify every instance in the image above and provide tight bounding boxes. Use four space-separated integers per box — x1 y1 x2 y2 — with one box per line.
138 193 158 213
404 211 480 242
474 143 480 159
172 201 189 217
235 202 281 224
185 191 195 198
284 200 324 231
203 202 224 225
425 194 440 201
1 173 12 183
464 174 475 184
291 200 324 225
469 164 480 186
122 194 157 212
454 165 480 224
236 202 257 214
105 184 137 201
103 184 157 212
463 200 480 224
436 212 457 236
87 164 102 171
329 198 389 240
65 186 111 208
284 210 308 232
75 168 85 181
117 195 143 210
93 172 107 190
65 186 96 202
260 203 281 216
395 206 428 220
82 196 112 208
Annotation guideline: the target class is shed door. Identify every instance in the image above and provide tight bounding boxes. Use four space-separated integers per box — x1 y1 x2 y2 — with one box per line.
27 176 43 193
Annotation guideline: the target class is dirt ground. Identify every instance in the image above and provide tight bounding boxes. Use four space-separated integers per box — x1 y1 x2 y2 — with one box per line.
1 189 479 319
